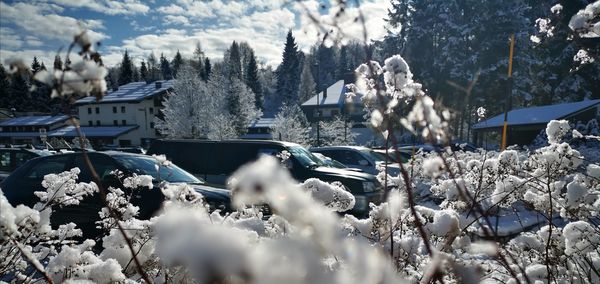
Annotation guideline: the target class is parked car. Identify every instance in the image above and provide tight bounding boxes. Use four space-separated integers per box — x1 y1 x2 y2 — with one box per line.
0 147 52 182
312 152 364 172
100 146 146 154
310 146 401 177
1 151 231 240
372 148 412 163
147 140 384 216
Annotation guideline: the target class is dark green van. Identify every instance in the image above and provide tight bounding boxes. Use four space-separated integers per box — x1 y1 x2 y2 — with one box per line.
147 140 383 215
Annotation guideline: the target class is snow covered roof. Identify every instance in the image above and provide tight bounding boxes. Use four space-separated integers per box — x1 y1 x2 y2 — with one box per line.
301 80 350 107
48 125 138 138
472 99 600 130
75 80 174 105
248 117 276 128
0 115 69 127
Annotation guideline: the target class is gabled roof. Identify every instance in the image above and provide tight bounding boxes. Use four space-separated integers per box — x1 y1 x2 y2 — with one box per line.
0 115 69 127
75 80 174 105
302 80 348 107
472 99 600 130
48 125 138 138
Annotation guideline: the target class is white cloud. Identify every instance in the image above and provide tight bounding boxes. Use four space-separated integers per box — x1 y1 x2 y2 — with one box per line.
0 2 108 44
164 15 191 26
0 27 23 49
42 0 150 15
0 49 58 69
1 0 391 69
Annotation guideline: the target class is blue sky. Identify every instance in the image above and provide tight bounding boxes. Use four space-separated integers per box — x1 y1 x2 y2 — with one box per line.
0 0 391 68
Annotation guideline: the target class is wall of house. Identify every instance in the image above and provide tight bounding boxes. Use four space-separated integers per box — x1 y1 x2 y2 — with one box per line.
77 99 159 146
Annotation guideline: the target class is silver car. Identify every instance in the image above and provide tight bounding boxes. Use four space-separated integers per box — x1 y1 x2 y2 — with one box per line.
310 146 401 176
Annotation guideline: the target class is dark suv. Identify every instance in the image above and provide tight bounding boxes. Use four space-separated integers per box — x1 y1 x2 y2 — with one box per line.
147 140 384 215
1 151 231 240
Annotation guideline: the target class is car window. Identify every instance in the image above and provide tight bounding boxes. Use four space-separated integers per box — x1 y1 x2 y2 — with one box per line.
26 155 71 179
317 150 342 162
334 150 365 165
0 151 11 171
14 151 37 168
73 154 119 182
113 155 202 183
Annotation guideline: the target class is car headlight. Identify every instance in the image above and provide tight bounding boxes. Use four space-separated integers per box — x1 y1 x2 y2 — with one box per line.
362 181 377 192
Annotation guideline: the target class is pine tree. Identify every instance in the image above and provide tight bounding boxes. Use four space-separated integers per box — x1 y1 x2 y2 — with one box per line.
53 55 63 71
31 57 42 74
133 65 140 82
140 60 148 82
118 50 134 86
245 50 263 109
172 50 184 78
147 53 160 82
0 64 12 109
276 30 302 107
193 42 205 79
9 72 30 111
160 53 173 80
40 62 46 71
298 61 316 104
203 57 212 81
528 0 600 103
314 44 337 92
228 41 242 80
30 57 50 112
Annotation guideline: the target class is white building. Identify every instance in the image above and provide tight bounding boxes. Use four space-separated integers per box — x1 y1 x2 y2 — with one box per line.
75 80 174 147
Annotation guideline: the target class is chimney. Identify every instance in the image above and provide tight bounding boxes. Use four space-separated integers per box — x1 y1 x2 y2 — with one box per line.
155 81 162 89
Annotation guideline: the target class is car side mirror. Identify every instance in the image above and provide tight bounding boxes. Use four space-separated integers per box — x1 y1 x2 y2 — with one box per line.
358 160 369 166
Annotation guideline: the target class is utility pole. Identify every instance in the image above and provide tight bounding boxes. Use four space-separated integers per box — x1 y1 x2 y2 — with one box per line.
501 34 515 151
315 61 320 146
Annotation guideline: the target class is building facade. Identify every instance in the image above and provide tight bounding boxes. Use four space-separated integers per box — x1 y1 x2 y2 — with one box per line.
75 80 173 147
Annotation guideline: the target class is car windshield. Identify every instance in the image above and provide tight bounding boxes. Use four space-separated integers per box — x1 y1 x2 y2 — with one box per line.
288 146 326 168
114 155 202 183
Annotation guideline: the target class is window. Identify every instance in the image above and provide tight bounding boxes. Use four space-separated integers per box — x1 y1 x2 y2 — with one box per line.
95 107 99 114
149 107 154 114
87 107 92 114
0 151 11 171
88 121 93 126
121 106 126 113
15 152 37 168
112 106 117 113
113 120 118 126
121 120 126 126
26 156 70 179
96 120 101 126
73 154 118 182
150 122 155 128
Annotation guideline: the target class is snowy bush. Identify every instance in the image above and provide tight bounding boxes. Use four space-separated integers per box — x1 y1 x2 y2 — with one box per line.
3 47 600 284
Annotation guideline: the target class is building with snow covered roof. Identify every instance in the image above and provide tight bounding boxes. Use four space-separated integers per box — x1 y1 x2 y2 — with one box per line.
74 80 174 147
300 79 381 146
241 117 276 140
0 115 71 145
472 99 600 147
